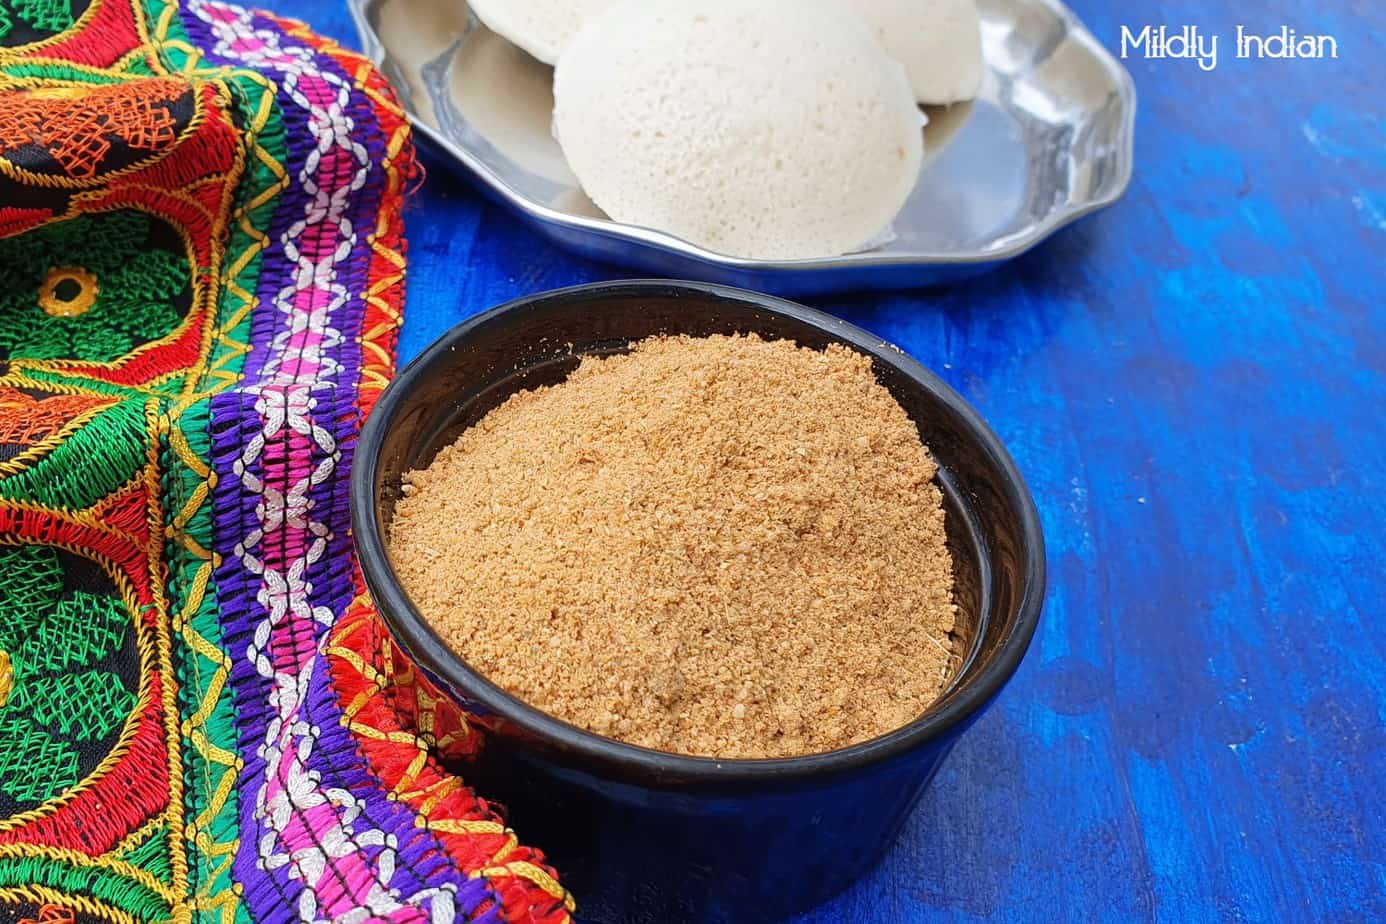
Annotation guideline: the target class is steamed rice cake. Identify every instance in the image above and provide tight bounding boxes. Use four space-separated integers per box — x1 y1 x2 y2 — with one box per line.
835 0 985 103
552 0 924 260
467 0 615 64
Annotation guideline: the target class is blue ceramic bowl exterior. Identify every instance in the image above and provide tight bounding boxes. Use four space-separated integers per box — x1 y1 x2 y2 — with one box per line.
351 281 1045 923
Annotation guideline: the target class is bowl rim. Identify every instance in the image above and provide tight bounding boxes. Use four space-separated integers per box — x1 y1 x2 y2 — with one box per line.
351 279 1045 784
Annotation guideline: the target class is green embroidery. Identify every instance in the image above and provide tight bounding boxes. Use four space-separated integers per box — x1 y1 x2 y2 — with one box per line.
0 60 126 82
0 211 189 364
202 77 286 391
0 714 76 803
0 395 150 512
0 545 137 808
0 854 172 920
115 821 174 885
0 0 77 41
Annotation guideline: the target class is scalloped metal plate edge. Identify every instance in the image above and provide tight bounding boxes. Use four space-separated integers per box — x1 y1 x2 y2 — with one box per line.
350 0 1135 294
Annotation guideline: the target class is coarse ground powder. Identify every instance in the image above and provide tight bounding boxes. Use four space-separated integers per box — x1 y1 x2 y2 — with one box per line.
389 333 957 759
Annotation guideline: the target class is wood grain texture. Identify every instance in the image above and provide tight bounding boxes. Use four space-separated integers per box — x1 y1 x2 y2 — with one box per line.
264 0 1386 918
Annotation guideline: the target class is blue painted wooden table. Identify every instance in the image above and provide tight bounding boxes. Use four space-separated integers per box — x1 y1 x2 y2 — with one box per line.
270 0 1386 918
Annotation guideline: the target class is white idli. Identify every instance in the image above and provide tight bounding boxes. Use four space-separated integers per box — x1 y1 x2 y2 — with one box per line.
467 0 615 65
836 0 985 104
553 0 924 260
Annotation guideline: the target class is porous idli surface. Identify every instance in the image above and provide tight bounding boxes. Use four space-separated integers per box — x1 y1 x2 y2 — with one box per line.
553 0 924 260
836 0 985 103
467 0 615 65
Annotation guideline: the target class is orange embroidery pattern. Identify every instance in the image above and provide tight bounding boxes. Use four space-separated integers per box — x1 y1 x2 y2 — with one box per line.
0 79 184 179
18 903 75 924
0 387 111 449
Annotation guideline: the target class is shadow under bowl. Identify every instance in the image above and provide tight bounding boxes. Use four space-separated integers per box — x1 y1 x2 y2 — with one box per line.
351 280 1045 923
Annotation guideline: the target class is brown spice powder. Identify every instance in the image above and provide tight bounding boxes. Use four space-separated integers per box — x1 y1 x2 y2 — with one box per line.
389 334 957 759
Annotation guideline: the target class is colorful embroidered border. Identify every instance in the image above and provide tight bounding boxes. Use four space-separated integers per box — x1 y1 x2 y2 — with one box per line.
0 1 574 922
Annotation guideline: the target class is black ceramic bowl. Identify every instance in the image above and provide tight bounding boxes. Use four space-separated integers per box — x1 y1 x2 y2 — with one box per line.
351 281 1044 924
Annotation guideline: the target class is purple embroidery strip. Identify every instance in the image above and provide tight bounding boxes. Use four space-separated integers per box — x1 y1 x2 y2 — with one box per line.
189 3 501 920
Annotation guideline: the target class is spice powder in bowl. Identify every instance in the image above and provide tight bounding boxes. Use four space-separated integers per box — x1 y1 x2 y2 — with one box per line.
389 334 958 759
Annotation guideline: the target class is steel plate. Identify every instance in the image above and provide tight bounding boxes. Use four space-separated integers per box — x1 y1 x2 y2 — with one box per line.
349 0 1136 294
